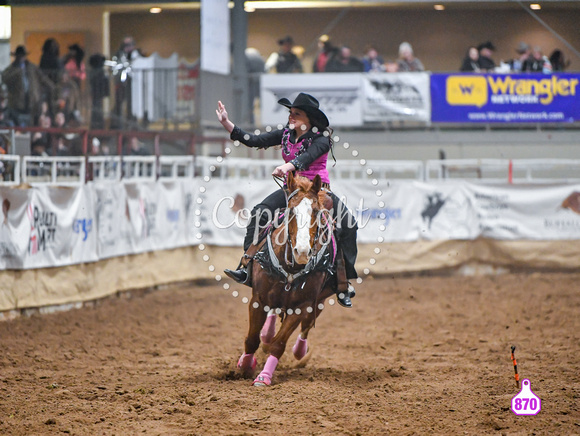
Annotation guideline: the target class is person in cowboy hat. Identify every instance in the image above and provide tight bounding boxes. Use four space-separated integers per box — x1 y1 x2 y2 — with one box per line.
216 93 358 308
2 45 55 127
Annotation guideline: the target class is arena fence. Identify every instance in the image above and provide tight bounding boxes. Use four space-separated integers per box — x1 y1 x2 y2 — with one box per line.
3 155 580 185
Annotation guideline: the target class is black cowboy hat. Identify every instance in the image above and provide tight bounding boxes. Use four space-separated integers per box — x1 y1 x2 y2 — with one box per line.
277 93 329 129
11 45 29 57
278 35 294 46
477 41 496 51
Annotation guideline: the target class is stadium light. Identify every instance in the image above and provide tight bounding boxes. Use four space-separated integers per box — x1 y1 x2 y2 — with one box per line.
149 7 162 14
434 4 445 11
530 3 541 10
0 6 11 40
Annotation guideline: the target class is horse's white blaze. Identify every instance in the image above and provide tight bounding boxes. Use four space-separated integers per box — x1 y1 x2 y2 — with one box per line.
294 197 313 257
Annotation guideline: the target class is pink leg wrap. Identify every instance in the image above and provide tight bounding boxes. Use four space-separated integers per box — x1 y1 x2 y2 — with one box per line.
237 353 257 372
253 355 278 386
292 335 308 360
260 313 277 344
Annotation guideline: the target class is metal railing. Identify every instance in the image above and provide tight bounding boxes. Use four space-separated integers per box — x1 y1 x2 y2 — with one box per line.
425 159 580 183
0 154 21 186
22 156 86 186
3 155 580 186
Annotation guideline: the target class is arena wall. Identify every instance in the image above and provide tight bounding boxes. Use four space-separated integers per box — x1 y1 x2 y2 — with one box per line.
1 239 579 316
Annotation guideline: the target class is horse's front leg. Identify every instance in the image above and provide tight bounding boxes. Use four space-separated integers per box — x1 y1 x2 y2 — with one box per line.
238 295 268 377
253 314 301 386
293 281 333 360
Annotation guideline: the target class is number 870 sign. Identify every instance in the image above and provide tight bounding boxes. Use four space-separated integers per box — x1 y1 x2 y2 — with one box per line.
511 379 541 416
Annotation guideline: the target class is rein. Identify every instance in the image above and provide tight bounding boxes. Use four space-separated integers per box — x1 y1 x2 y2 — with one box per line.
264 225 331 290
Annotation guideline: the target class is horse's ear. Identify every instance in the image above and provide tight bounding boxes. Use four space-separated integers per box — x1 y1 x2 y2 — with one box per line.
311 174 322 195
287 171 296 192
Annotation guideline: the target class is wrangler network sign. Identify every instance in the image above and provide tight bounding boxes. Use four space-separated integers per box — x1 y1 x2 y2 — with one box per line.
430 73 580 123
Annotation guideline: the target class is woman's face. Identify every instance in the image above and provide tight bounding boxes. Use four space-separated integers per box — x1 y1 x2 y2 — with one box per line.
288 108 311 134
469 47 479 61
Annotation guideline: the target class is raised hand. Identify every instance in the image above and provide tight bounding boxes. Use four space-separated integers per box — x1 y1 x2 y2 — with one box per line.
216 101 234 133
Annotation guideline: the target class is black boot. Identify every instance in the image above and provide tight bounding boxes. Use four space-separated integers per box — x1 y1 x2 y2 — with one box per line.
336 283 356 308
224 267 249 285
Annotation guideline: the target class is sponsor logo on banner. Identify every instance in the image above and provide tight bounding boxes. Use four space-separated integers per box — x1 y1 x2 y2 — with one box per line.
1 198 18 260
367 78 424 107
421 193 446 229
545 191 580 232
268 89 359 117
431 73 580 123
446 76 488 107
361 207 402 226
446 75 579 107
561 191 580 214
167 209 180 231
27 203 57 254
73 218 93 241
139 198 157 238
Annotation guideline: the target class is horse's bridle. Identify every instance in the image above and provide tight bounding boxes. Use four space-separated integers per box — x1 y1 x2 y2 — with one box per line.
265 197 334 290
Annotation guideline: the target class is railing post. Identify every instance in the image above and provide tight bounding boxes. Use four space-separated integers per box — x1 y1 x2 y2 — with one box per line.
83 130 90 183
154 133 160 180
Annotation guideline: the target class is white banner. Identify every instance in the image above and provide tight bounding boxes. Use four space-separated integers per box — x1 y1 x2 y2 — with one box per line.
260 73 364 127
0 185 98 269
201 178 276 246
1 187 33 269
94 182 130 260
3 179 580 270
465 183 580 240
260 73 431 127
362 72 431 123
200 0 230 75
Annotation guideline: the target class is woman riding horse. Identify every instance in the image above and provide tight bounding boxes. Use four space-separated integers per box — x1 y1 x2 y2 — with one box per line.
216 93 357 307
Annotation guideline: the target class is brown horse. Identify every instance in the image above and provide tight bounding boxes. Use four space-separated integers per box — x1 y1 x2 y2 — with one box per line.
237 172 337 386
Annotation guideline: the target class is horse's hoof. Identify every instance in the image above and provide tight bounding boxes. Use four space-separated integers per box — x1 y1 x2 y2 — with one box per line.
252 375 271 386
237 354 257 374
293 347 309 361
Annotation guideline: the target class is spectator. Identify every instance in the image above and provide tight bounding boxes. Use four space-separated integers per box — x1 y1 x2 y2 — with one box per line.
54 69 81 123
362 45 386 73
326 46 364 73
88 53 109 130
459 46 481 72
312 35 337 73
477 41 496 72
507 42 531 73
523 46 552 74
39 38 62 85
111 36 142 129
51 111 68 155
265 36 303 73
63 44 86 90
32 112 52 153
549 49 569 72
128 136 148 155
31 136 49 157
2 45 55 127
397 42 425 72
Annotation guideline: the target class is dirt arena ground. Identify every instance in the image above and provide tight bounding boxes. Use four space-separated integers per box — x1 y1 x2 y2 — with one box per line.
1 272 579 435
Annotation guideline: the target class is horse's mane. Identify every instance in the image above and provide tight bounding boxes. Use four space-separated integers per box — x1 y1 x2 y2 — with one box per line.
291 175 332 211
293 175 313 192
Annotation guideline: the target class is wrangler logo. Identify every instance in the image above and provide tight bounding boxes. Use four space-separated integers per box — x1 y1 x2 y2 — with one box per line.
446 76 488 107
